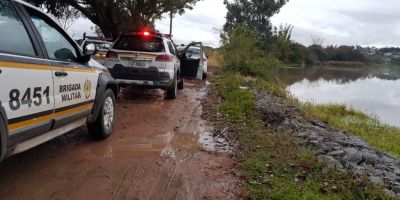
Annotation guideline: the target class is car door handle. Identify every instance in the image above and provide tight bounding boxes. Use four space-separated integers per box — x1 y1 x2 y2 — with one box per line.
55 71 68 77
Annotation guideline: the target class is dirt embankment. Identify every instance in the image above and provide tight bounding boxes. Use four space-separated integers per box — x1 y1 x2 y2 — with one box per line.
0 80 241 200
255 91 400 196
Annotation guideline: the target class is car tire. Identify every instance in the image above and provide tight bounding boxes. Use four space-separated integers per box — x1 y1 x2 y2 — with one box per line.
202 72 207 80
0 114 6 161
178 78 184 90
166 75 178 100
88 89 116 140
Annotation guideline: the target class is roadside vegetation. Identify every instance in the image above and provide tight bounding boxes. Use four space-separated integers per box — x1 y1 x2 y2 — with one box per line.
220 0 400 158
211 71 392 199
210 7 400 195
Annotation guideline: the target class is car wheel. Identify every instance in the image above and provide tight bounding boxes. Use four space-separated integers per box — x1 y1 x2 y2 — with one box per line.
178 78 184 90
166 74 178 100
202 72 207 80
0 115 6 161
88 89 116 139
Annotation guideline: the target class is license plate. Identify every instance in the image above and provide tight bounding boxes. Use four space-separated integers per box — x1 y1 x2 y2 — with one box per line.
128 61 148 68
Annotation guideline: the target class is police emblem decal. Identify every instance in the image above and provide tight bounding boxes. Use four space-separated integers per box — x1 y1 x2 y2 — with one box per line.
84 80 91 99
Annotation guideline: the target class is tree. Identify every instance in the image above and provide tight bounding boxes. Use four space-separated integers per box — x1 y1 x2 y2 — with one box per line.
311 36 324 46
91 25 104 37
56 6 80 31
223 0 288 51
288 42 308 64
273 23 294 63
26 0 200 39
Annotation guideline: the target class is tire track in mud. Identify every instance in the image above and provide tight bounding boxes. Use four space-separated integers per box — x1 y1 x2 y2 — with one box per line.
0 80 240 200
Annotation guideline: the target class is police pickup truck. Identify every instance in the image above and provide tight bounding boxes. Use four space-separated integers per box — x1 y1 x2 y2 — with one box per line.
0 0 118 161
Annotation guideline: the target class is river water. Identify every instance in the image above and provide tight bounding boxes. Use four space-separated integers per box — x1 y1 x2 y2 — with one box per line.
280 66 400 127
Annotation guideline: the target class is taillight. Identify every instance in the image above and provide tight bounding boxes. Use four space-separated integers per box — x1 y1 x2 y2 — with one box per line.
106 51 118 58
155 54 173 62
143 31 150 36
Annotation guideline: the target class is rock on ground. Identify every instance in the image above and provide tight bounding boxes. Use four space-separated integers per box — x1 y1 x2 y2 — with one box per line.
255 91 400 196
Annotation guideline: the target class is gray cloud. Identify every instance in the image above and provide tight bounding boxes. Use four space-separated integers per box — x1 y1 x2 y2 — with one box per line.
69 0 400 48
272 0 400 47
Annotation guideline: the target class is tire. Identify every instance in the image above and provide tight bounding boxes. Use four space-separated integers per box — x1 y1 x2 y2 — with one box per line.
88 89 116 140
178 78 184 90
202 72 207 80
0 115 6 161
166 74 178 100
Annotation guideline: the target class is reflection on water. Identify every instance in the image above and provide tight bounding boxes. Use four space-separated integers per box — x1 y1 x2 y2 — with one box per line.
281 66 400 127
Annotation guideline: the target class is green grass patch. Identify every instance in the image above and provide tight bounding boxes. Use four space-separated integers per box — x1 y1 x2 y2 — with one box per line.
212 72 393 199
298 103 400 157
369 63 400 68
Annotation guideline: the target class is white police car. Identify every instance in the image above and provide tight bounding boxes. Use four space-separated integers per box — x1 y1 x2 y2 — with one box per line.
0 0 118 161
105 30 184 99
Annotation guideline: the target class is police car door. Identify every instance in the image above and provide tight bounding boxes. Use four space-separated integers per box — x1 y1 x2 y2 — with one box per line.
180 42 204 79
0 0 55 145
25 8 96 128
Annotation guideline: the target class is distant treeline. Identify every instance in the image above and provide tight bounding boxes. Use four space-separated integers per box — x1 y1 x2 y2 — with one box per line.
287 44 367 66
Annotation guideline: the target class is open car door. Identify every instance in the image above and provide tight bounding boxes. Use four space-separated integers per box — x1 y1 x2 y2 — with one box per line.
180 42 204 80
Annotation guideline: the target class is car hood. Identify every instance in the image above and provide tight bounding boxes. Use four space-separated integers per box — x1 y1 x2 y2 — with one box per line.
89 58 107 70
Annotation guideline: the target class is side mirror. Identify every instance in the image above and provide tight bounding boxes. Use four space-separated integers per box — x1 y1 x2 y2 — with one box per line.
83 43 97 56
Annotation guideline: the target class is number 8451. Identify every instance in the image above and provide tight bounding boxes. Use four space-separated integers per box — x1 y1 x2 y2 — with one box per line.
9 86 50 111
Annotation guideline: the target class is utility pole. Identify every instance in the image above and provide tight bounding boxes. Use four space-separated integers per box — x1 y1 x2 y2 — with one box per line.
169 11 173 36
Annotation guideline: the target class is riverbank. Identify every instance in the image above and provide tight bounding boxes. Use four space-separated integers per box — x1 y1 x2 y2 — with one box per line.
297 103 400 157
207 70 395 198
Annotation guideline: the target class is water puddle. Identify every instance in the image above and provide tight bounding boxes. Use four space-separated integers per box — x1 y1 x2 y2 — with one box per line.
90 132 174 158
197 121 235 154
91 79 234 160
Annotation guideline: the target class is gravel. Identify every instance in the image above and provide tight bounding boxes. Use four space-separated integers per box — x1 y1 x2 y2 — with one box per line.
255 91 400 196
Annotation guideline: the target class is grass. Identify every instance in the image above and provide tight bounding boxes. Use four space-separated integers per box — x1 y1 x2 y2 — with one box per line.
211 72 393 199
297 102 400 157
369 63 400 68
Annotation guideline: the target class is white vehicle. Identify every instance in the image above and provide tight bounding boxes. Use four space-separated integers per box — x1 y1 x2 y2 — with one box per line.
105 30 184 99
177 43 208 80
0 0 118 161
80 38 113 65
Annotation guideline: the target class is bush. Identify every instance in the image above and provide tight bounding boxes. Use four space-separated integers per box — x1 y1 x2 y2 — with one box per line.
221 25 284 77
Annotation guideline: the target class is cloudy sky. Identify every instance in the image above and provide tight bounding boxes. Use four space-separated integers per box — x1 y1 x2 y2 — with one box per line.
69 0 400 48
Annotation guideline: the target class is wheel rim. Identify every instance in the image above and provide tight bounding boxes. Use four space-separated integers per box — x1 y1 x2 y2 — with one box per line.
103 97 114 130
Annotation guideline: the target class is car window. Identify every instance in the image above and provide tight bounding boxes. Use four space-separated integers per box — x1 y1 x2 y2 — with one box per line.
29 14 78 61
186 47 202 59
113 35 164 52
167 41 176 56
0 1 36 56
87 42 111 51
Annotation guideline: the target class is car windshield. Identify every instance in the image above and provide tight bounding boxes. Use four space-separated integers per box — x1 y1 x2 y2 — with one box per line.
113 35 164 52
92 42 111 51
187 47 201 58
179 47 201 59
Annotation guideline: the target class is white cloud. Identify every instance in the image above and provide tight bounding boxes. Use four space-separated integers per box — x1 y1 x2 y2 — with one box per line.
271 0 400 47
68 0 400 47
155 0 227 47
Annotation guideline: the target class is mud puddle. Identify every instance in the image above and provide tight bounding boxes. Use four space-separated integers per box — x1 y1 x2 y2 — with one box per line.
0 79 240 200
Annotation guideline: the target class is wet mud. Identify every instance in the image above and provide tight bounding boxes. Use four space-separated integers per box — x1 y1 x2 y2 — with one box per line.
0 80 239 200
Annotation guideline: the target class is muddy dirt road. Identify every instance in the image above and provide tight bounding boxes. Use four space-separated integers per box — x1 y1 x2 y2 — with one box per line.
0 80 239 200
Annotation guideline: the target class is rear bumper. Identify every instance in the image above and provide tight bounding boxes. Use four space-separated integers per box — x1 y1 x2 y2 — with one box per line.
109 64 172 88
